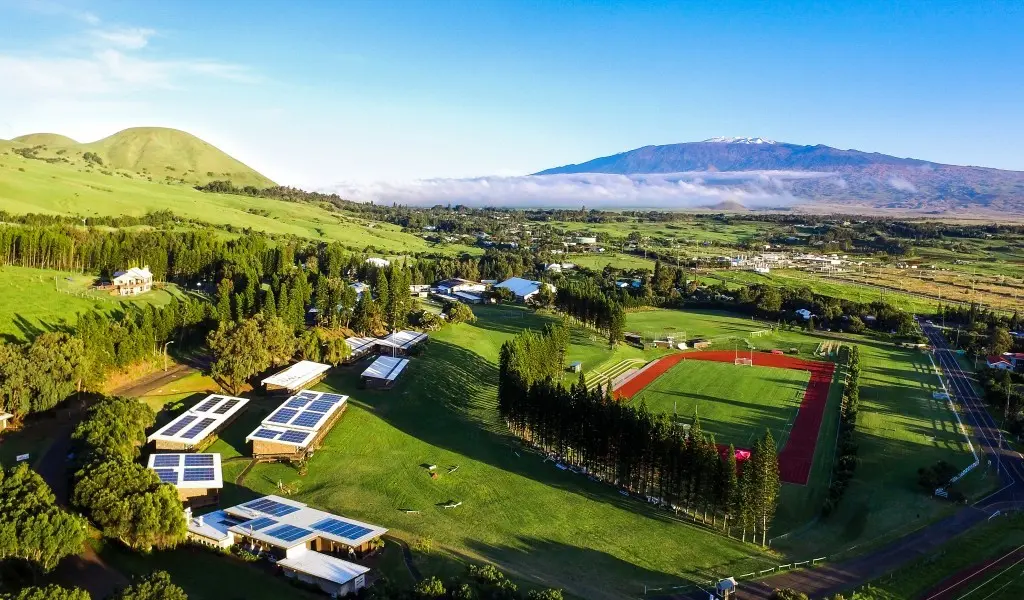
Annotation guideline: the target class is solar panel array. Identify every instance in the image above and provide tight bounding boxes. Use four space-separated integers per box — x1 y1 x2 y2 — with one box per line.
319 393 345 405
266 524 312 543
184 454 215 467
213 398 241 414
285 397 309 409
311 518 374 541
267 408 299 424
152 454 181 467
291 411 323 428
193 397 220 412
252 428 278 439
307 399 334 413
245 516 278 530
155 468 178 484
182 417 217 440
278 430 310 445
244 498 301 517
183 467 215 482
160 414 197 437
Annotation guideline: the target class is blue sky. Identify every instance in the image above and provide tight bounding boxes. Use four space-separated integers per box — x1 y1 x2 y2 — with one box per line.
1 0 1022 189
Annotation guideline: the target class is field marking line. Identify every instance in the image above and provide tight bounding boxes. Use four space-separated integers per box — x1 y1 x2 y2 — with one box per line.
947 549 1024 600
921 544 1024 600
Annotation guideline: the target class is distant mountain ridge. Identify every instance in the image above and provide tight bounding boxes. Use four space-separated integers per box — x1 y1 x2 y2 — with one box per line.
7 127 273 188
536 139 1024 214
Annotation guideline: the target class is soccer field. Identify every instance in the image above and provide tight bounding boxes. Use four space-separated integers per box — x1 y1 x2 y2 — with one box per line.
631 360 810 449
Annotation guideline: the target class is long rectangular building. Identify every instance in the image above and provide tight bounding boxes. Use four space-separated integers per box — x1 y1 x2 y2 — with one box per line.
262 361 332 394
186 494 385 597
148 394 249 451
147 452 222 508
375 330 428 355
361 356 409 389
246 390 348 459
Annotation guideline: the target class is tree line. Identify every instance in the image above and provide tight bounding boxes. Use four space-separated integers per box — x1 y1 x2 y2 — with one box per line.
552 280 625 346
3 571 187 600
823 345 860 515
498 325 782 544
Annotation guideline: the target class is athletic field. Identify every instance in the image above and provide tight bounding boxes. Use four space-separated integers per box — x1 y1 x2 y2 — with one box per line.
630 359 809 449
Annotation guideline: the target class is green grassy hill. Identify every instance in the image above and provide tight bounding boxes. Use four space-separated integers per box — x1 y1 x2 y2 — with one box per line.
0 142 474 254
80 127 274 187
5 126 273 188
11 133 79 146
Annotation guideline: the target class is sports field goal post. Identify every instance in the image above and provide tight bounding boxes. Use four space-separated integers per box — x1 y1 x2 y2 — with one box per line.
734 357 753 366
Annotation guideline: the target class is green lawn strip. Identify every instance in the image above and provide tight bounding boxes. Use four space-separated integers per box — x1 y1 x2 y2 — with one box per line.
224 306 777 599
632 360 810 449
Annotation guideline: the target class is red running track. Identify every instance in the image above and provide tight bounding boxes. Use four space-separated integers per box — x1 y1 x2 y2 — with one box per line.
614 351 835 485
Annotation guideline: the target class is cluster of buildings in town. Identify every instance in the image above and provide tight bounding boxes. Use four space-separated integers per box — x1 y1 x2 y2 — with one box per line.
717 251 856 275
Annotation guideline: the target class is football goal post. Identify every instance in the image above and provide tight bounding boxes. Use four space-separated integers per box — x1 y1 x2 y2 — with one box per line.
734 357 753 366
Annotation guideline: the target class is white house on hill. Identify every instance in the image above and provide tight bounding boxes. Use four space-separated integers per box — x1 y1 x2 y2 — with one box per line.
111 266 153 296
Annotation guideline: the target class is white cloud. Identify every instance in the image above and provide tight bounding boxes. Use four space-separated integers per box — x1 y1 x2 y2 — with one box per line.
322 171 836 209
887 176 918 192
89 27 156 50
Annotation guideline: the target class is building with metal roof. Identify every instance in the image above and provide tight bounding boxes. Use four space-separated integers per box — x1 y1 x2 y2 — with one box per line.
147 453 222 508
375 330 428 355
147 394 250 451
262 360 332 393
494 277 555 302
344 336 378 362
246 390 348 459
361 356 409 389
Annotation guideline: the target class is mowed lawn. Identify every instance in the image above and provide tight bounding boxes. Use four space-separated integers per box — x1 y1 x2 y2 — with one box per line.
228 306 776 600
631 360 810 449
775 340 997 557
0 264 182 342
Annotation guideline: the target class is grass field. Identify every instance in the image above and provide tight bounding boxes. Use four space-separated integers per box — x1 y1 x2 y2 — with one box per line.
631 360 810 449
0 145 475 254
202 306 778 600
0 265 184 342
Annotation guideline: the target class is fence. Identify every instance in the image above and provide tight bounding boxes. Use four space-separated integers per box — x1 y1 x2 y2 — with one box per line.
641 556 828 597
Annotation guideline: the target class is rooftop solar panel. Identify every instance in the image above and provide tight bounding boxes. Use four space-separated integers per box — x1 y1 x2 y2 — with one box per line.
267 408 299 424
194 398 220 412
213 398 241 414
154 469 178 484
266 524 312 543
319 393 345 405
307 400 334 413
160 414 197 437
243 498 300 517
284 398 309 409
291 411 323 428
243 516 278 531
311 518 374 540
183 467 216 482
251 428 279 439
152 454 181 467
181 417 217 440
297 391 318 399
278 430 310 445
184 454 215 467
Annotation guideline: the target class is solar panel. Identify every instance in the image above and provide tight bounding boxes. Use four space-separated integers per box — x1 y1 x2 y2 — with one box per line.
244 516 278 531
160 414 197 437
267 408 299 424
297 391 318 399
251 428 279 439
152 454 181 467
154 468 178 484
284 397 309 409
243 498 300 517
307 400 334 413
213 398 240 414
184 454 215 467
311 518 374 540
194 397 220 412
278 430 309 445
266 524 312 543
181 417 217 440
291 411 323 428
319 393 345 405
183 467 215 482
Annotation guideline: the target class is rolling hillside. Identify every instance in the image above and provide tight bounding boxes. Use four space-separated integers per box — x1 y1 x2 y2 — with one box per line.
6 127 274 188
537 137 1024 214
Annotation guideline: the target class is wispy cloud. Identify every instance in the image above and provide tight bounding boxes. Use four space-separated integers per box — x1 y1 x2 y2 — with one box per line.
887 176 918 192
323 171 836 209
21 0 99 25
89 26 156 50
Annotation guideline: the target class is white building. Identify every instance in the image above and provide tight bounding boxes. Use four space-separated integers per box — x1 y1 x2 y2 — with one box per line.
435 278 486 294
494 277 555 302
111 266 153 296
364 258 390 268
